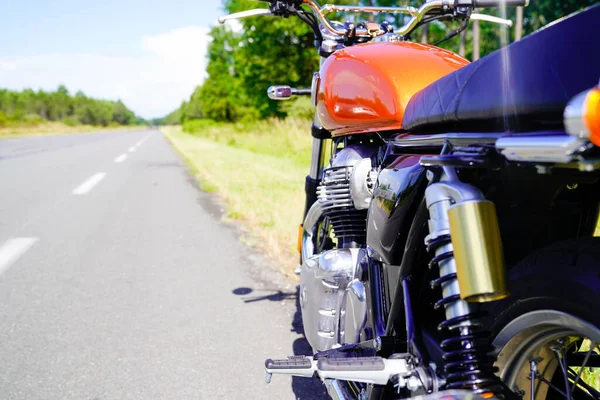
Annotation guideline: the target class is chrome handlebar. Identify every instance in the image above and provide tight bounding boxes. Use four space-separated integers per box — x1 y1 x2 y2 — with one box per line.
219 0 447 39
218 8 273 24
218 0 514 39
304 0 445 38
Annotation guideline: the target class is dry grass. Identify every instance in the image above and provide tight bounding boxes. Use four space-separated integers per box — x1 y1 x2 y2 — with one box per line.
163 124 312 276
0 122 142 138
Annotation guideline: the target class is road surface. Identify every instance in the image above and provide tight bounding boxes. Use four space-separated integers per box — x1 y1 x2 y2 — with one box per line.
0 130 327 399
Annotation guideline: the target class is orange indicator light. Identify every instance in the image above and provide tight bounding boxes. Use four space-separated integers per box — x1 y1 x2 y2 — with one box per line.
297 225 303 254
584 88 600 146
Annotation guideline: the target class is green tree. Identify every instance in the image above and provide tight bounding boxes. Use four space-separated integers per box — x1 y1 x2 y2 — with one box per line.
199 24 248 121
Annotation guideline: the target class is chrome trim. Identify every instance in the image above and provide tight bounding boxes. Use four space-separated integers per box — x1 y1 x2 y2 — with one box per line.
267 85 312 100
303 0 445 38
349 157 373 210
309 135 326 180
470 13 513 27
218 8 272 24
325 379 358 400
311 72 320 107
342 279 368 344
564 89 591 139
321 4 418 16
301 201 324 264
300 247 366 352
495 135 589 163
393 133 502 148
425 168 484 327
267 86 292 100
266 355 413 386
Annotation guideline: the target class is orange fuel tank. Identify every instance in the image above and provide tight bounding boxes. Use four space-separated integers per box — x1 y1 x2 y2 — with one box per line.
316 41 469 137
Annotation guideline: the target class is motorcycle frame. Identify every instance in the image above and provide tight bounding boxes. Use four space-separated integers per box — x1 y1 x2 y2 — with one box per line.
301 125 600 397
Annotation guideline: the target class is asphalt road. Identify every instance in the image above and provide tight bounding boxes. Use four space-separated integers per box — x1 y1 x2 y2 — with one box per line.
0 130 328 399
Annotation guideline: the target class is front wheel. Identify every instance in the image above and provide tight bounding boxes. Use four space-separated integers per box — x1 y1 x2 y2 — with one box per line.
487 238 600 400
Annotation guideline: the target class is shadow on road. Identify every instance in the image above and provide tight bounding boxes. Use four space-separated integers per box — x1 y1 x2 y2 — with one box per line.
232 287 296 303
232 286 329 399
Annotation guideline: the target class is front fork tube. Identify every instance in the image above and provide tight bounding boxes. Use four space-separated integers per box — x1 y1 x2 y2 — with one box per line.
300 117 329 265
304 137 326 218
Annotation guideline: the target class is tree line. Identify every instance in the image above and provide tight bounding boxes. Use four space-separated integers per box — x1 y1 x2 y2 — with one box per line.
0 85 143 128
157 0 595 125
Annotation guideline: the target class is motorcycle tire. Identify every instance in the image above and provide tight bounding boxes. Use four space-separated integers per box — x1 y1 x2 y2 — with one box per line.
485 237 600 400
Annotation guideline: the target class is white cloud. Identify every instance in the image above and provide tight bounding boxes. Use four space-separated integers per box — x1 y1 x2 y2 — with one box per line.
0 26 212 119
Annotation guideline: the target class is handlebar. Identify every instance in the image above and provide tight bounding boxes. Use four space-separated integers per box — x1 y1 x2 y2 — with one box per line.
219 0 528 41
302 0 445 38
472 0 528 7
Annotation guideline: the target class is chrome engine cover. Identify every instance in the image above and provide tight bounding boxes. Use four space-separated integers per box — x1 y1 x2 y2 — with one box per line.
300 146 375 353
300 247 368 352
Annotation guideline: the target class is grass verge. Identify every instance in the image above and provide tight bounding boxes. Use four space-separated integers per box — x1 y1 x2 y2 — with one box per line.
162 123 312 276
0 121 142 138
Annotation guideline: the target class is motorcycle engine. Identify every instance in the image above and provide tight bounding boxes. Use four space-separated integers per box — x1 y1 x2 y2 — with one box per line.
300 145 376 353
317 145 375 248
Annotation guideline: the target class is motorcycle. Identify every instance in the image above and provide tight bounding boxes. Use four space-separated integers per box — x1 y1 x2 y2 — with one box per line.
220 1 600 399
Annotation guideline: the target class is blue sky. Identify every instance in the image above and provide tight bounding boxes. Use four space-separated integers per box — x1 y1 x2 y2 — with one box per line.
0 0 237 118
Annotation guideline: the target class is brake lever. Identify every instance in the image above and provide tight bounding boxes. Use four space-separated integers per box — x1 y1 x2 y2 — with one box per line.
470 13 513 27
218 9 274 24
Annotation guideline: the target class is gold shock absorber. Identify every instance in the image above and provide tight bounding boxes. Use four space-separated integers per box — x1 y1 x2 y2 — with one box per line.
448 200 509 303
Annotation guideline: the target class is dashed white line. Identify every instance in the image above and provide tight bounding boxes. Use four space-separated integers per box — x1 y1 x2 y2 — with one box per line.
129 147 136 153
134 133 152 148
114 154 128 163
72 173 106 195
0 238 38 276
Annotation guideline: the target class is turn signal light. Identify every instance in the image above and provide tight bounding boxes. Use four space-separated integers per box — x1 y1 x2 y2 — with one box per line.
584 88 600 146
297 224 303 254
564 86 600 147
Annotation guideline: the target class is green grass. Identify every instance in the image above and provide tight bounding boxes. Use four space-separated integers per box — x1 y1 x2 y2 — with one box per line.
163 122 312 275
572 340 600 392
181 118 313 169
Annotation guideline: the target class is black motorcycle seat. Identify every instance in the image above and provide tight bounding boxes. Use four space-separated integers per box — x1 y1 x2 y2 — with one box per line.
402 4 600 134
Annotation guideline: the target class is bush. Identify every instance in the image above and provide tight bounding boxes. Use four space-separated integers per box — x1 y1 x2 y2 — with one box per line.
0 112 8 127
280 97 315 120
182 119 224 134
22 114 45 125
63 116 80 126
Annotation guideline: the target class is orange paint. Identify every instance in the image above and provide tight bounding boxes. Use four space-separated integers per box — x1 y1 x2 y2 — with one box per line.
584 88 600 146
316 41 469 137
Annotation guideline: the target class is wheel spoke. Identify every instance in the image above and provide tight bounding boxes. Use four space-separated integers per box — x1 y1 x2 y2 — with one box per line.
552 341 573 400
530 358 541 400
534 372 569 398
571 341 597 396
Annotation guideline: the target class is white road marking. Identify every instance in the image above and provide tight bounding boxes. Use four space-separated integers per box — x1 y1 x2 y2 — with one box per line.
129 147 136 152
0 238 38 275
114 154 128 163
134 132 153 148
72 173 106 195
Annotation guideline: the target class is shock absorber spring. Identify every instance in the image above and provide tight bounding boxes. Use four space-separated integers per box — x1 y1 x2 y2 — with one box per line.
425 178 500 393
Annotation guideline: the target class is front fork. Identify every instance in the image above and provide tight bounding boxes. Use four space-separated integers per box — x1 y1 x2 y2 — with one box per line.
303 115 329 219
299 117 330 265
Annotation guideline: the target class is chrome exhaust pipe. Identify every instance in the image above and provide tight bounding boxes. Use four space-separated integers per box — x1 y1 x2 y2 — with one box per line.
325 379 358 400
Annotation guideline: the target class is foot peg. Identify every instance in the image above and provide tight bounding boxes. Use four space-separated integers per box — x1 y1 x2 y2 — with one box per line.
265 356 316 383
265 355 411 385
